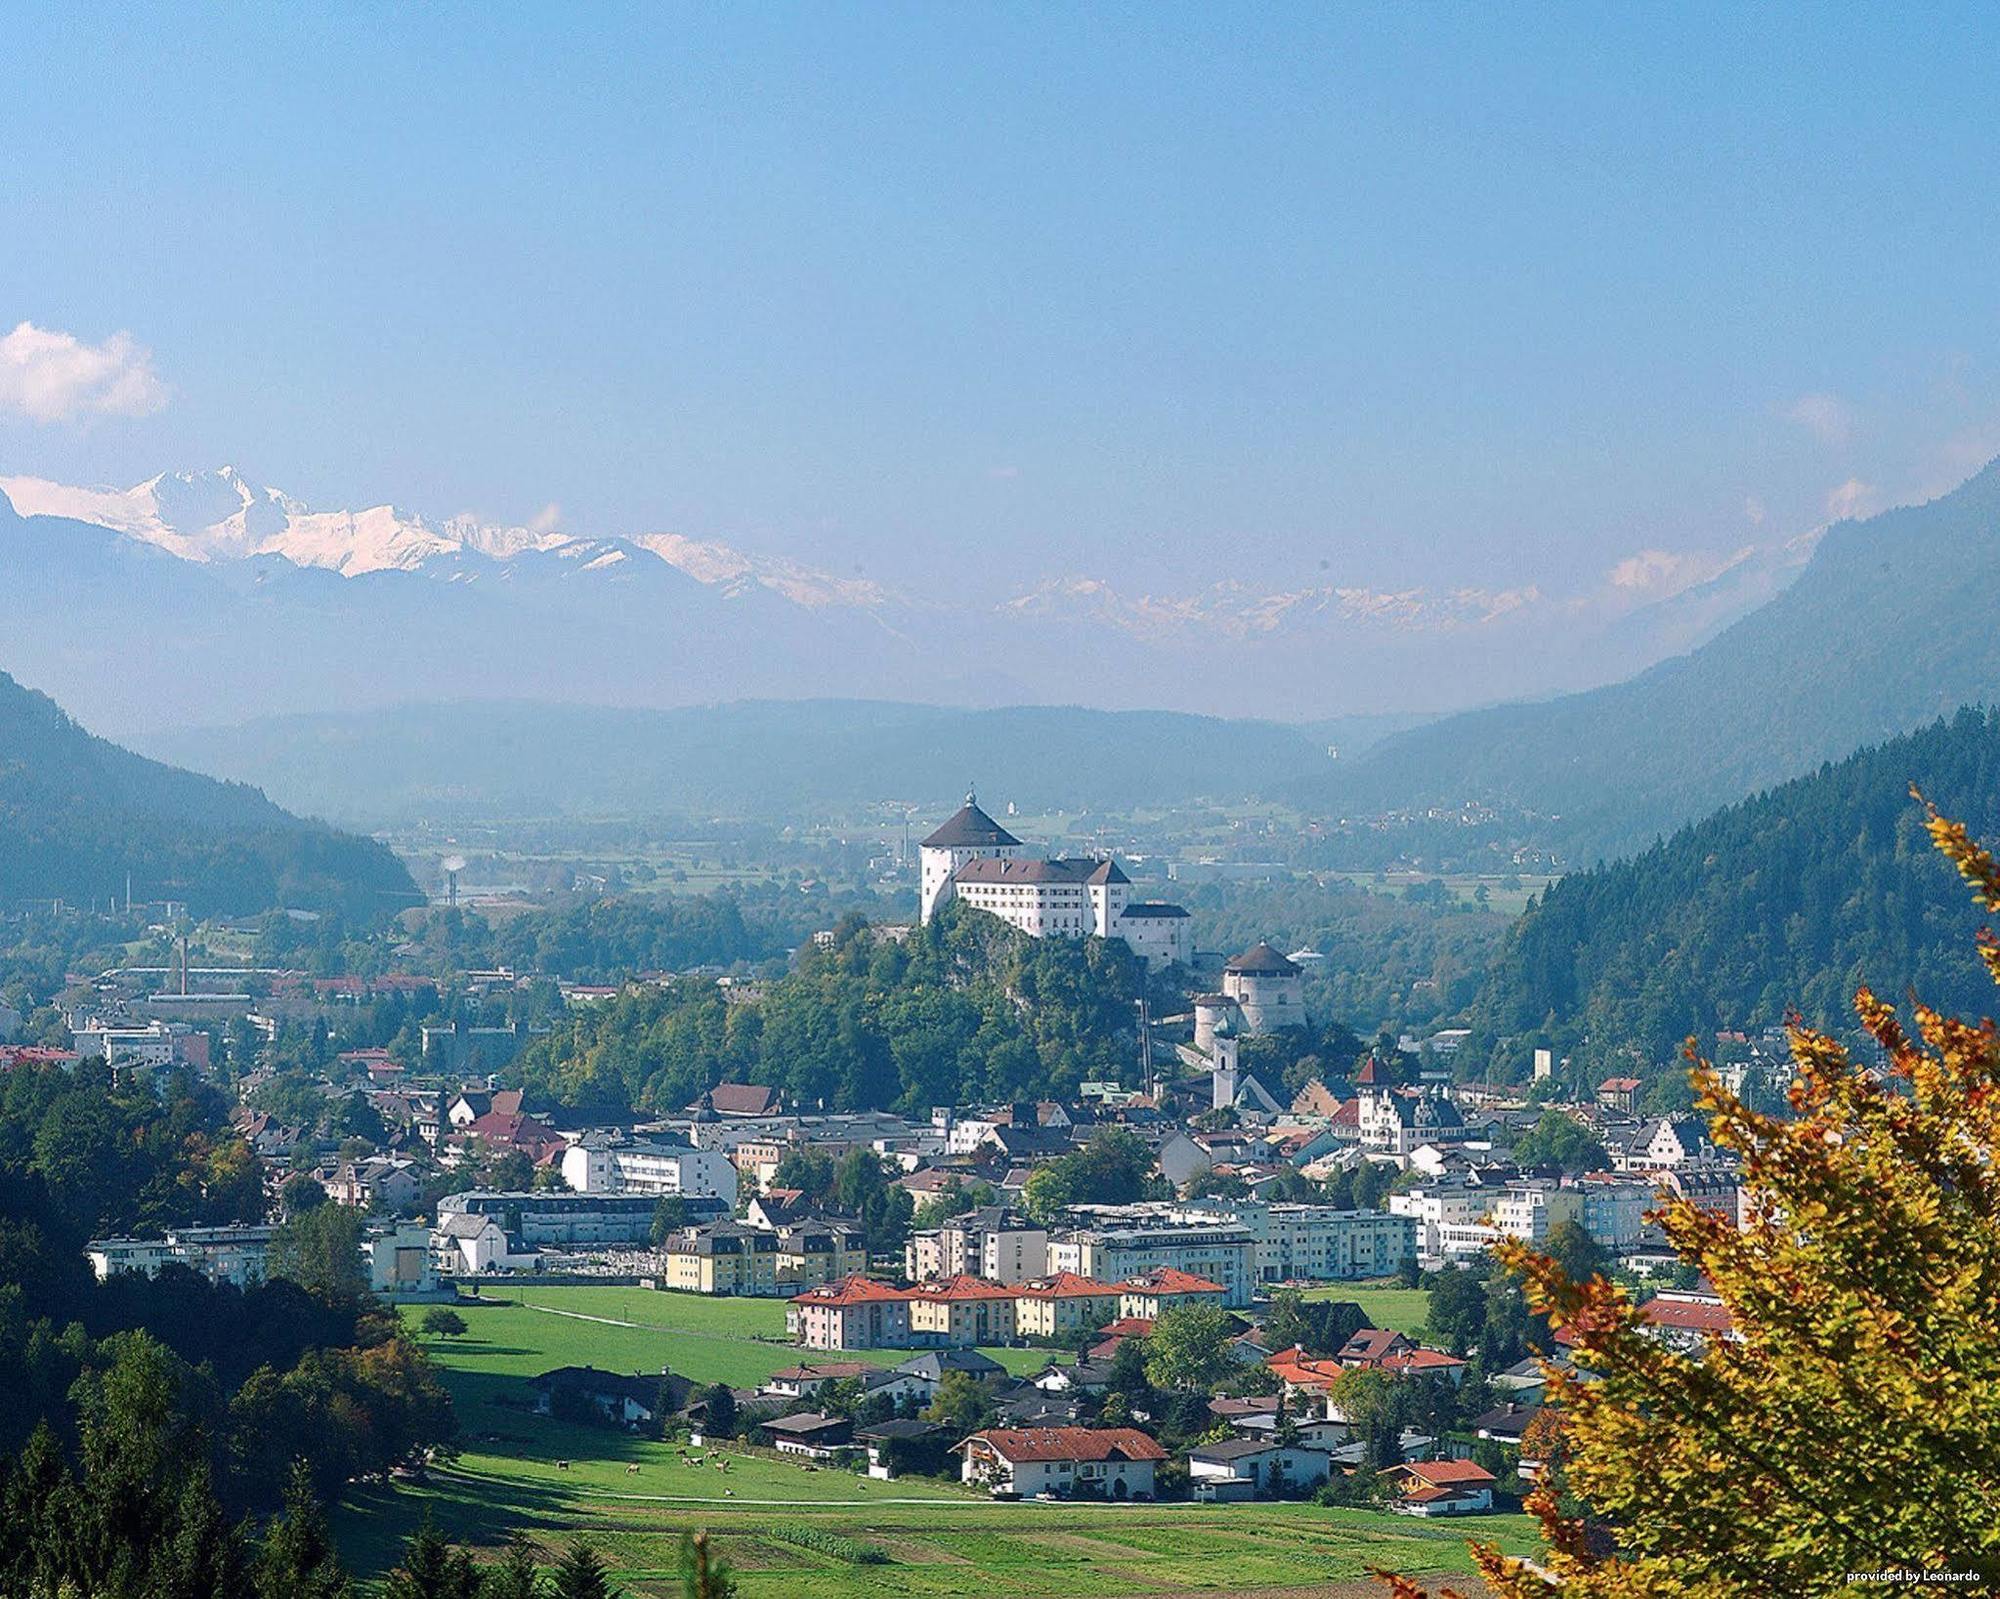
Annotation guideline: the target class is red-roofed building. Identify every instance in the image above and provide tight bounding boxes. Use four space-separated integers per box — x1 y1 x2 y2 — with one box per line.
961 1426 1166 1500
907 1274 1018 1347
1334 1327 1468 1384
1597 1077 1643 1115
1386 1457 1496 1516
0 1046 80 1071
787 1276 912 1349
1117 1267 1227 1319
456 1109 565 1164
1013 1272 1125 1339
1638 1290 1736 1352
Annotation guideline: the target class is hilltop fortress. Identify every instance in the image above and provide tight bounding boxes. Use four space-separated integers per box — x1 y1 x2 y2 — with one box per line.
916 793 1192 969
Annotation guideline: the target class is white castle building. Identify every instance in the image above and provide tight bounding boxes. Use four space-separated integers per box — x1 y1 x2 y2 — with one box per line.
917 793 1191 968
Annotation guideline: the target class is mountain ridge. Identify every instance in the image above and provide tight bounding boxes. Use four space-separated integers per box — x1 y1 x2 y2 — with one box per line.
0 670 417 918
0 465 1815 731
1314 456 2000 860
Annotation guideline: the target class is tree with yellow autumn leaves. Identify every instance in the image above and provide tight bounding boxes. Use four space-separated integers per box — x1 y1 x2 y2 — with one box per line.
1385 797 2000 1598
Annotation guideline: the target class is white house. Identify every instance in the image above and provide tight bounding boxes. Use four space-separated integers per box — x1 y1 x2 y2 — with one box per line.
960 1426 1166 1500
1387 1458 1497 1516
1188 1438 1334 1501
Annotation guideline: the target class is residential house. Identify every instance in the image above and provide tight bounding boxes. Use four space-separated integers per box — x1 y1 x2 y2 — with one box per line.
960 1427 1166 1500
787 1276 912 1350
1117 1267 1228 1320
1188 1438 1333 1501
326 1156 422 1212
907 1275 1018 1348
763 1411 854 1460
775 1221 868 1292
904 1206 1049 1285
1011 1272 1125 1340
1386 1458 1497 1516
1596 1077 1642 1116
530 1366 674 1429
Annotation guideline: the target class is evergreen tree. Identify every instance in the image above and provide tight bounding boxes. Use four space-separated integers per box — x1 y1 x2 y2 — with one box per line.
551 1541 618 1599
483 1532 544 1599
253 1461 351 1599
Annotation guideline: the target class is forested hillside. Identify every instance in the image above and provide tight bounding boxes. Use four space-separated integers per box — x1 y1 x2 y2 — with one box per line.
1312 458 2000 862
518 905 1151 1115
0 670 415 918
1469 707 2000 1072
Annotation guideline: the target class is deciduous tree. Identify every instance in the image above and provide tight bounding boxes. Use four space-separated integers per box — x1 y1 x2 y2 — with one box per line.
1383 801 2000 1598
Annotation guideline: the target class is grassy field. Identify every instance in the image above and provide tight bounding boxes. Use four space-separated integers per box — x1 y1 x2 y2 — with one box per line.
344 1283 1530 1593
1304 1281 1433 1337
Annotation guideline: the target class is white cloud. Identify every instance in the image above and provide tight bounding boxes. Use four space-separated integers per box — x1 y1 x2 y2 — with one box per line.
530 501 563 533
1825 477 1878 520
1604 546 1747 599
0 321 168 422
1784 391 1854 446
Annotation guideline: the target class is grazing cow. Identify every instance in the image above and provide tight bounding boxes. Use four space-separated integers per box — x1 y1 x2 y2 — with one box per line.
556 1460 571 1471
626 1464 640 1475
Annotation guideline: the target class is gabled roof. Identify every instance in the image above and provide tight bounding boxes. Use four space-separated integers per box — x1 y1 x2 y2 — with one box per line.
1119 1267 1226 1296
793 1275 909 1306
706 1082 779 1116
1086 858 1130 885
922 800 1021 850
1398 1458 1496 1488
1337 1327 1411 1363
1119 902 1188 919
1015 1271 1121 1300
1224 942 1300 977
909 1274 1017 1302
967 1426 1167 1464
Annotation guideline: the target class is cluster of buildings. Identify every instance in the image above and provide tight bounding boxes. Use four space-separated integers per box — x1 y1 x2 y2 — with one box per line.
785 1265 1227 1351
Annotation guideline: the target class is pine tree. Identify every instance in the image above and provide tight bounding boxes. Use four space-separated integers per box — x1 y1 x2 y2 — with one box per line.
382 1511 483 1599
483 1532 544 1599
551 1540 619 1599
254 1461 351 1599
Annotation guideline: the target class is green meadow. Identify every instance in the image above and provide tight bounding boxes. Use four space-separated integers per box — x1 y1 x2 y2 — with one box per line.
335 1283 1529 1594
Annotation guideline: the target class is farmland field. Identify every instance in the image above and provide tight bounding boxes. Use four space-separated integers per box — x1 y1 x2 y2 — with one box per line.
336 1284 1533 1593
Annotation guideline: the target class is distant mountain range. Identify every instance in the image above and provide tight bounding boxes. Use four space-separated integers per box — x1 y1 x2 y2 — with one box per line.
1317 458 2000 861
0 466 1811 737
0 671 415 918
148 700 1356 826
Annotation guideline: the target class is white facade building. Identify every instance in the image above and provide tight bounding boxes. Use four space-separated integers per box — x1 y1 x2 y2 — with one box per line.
86 1225 278 1288
917 796 1191 968
559 1133 739 1203
1047 1218 1255 1307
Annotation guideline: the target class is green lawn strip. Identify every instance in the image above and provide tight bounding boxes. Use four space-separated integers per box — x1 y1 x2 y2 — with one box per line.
1301 1282 1433 1336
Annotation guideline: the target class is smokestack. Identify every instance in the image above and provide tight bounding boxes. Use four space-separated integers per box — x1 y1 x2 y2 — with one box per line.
179 934 189 998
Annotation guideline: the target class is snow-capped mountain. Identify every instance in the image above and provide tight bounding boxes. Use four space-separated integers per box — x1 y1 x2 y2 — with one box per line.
0 463 1823 737
0 467 890 604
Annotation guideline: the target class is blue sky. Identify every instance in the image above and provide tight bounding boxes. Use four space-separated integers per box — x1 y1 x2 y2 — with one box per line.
4 3 2000 598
